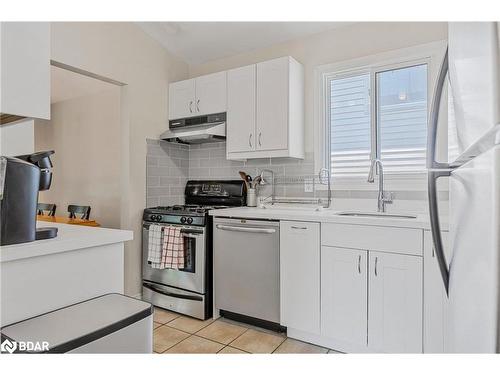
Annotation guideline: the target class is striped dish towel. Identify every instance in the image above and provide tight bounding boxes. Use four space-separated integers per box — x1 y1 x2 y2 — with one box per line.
162 226 185 269
147 224 164 268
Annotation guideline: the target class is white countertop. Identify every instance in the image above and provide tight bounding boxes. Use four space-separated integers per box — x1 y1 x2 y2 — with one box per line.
0 222 133 263
209 206 448 231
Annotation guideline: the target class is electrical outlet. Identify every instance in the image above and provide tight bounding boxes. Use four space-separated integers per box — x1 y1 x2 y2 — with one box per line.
304 178 313 193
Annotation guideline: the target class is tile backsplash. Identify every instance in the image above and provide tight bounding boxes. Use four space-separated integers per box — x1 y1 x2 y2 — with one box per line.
146 139 316 206
188 142 317 200
146 139 448 212
146 139 189 207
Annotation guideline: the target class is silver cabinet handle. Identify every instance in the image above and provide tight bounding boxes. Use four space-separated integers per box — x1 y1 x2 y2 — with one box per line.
189 101 193 113
258 132 262 147
216 224 276 234
196 99 200 112
249 133 253 148
358 255 361 274
374 257 378 276
291 226 307 230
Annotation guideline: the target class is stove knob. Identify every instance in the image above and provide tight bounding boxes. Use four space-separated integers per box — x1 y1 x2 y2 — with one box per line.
187 217 193 225
156 215 162 222
150 215 157 221
180 216 187 224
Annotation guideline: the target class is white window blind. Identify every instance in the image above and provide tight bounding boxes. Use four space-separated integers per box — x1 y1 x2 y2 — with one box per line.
329 73 371 177
327 63 428 178
377 64 428 174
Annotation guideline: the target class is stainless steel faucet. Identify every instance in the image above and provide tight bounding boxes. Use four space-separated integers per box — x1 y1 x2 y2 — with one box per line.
367 159 393 212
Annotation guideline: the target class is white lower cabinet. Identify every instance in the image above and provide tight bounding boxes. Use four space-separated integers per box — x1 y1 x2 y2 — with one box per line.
280 221 425 353
321 246 368 348
368 251 423 353
280 221 320 334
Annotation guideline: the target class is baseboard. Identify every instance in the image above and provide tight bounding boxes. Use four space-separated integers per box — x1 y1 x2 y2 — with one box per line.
286 327 371 353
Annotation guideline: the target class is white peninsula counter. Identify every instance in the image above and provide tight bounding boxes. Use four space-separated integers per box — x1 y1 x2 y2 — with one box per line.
0 222 133 326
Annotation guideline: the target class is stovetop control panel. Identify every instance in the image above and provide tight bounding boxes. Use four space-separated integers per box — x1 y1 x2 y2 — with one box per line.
142 211 206 226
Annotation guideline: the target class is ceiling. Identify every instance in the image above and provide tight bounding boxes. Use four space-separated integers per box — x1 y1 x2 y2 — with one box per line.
137 22 352 65
51 66 117 104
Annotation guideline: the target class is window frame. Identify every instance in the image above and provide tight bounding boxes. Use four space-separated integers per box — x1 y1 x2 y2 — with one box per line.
314 41 448 191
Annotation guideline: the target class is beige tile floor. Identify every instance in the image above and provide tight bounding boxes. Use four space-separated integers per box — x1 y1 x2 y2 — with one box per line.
153 307 339 354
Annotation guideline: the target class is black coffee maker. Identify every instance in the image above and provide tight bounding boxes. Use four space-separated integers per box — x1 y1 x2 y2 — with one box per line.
0 150 58 245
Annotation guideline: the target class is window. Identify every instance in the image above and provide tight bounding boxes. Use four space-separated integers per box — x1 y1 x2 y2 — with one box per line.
325 63 428 178
329 73 371 177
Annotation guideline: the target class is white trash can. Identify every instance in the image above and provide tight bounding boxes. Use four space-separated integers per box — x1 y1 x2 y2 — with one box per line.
0 293 153 353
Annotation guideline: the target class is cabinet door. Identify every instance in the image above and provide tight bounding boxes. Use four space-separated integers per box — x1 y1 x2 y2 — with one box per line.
280 221 320 334
321 246 368 347
227 65 256 153
0 22 50 120
368 251 423 353
168 79 196 120
423 231 450 353
256 57 289 151
195 71 227 115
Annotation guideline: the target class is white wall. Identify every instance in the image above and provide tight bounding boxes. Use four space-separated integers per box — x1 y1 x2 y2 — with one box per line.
0 119 34 156
189 22 448 154
49 22 189 296
35 87 121 228
188 22 449 214
46 22 448 296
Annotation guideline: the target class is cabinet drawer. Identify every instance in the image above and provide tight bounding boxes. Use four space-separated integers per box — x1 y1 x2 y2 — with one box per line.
322 223 423 256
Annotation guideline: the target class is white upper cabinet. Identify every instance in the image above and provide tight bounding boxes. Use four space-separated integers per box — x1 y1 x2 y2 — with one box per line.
226 56 304 160
226 65 256 153
368 251 423 353
168 79 196 120
280 221 320 334
321 246 368 349
195 71 227 116
0 22 50 122
168 72 226 120
169 57 304 159
256 57 289 151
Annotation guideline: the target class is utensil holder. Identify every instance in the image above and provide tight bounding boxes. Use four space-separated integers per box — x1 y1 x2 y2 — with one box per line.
246 188 257 207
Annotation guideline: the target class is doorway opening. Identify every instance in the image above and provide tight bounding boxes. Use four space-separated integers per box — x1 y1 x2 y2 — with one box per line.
34 62 126 228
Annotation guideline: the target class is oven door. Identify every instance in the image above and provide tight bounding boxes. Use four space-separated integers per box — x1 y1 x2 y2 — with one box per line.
142 223 206 294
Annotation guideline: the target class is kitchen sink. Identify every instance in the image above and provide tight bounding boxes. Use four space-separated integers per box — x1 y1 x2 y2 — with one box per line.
335 211 417 219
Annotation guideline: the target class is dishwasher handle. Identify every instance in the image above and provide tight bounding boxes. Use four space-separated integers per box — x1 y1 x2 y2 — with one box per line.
215 224 276 234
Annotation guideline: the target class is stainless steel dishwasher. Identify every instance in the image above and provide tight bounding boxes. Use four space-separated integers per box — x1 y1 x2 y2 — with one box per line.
213 217 280 326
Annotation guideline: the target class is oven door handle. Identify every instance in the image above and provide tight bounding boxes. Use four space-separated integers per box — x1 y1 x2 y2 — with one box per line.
183 233 203 238
143 223 203 235
142 282 203 301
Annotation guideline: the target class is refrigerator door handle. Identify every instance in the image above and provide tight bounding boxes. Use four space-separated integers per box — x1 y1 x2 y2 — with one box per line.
427 47 452 295
427 48 452 171
428 170 451 295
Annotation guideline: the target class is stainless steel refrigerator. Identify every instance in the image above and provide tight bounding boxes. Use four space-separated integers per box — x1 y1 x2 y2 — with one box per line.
427 22 500 353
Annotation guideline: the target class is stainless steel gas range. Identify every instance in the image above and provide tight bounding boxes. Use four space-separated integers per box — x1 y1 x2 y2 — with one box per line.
141 180 246 320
